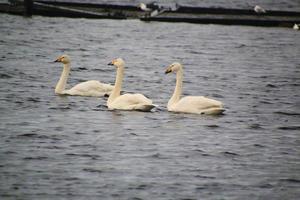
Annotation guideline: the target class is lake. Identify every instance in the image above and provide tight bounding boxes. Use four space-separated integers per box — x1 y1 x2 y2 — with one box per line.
0 13 299 200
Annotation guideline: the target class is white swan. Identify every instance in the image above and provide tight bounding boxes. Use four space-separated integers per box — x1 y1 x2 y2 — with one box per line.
54 55 113 97
107 58 155 112
293 24 299 30
165 62 225 115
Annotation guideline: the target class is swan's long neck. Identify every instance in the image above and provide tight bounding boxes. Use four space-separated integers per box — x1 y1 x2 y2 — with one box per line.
108 65 124 105
168 69 183 108
55 63 70 94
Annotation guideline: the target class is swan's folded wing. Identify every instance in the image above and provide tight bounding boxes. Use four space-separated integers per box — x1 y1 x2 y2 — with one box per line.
68 80 113 96
114 93 152 104
176 96 223 111
110 93 153 110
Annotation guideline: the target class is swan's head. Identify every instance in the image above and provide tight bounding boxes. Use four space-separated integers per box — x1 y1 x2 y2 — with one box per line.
54 55 70 64
108 58 125 68
165 62 182 74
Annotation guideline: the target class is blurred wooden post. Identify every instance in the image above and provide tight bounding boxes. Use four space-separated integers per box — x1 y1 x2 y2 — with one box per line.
24 0 33 16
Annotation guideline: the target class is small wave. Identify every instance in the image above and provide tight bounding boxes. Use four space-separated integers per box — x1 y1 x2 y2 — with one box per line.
49 106 71 110
73 132 87 135
73 67 88 71
65 153 100 160
259 100 273 104
23 156 48 160
259 75 270 79
236 44 246 48
196 186 207 190
64 177 80 181
16 133 62 141
27 97 41 103
266 83 277 88
289 83 300 86
3 151 17 155
193 149 205 153
187 50 203 55
211 94 224 98
258 183 274 189
278 126 300 130
205 124 219 128
128 197 143 200
253 144 265 148
43 146 66 150
83 168 103 174
96 104 108 109
279 178 300 183
17 133 38 137
70 144 93 148
92 68 114 72
0 73 12 79
201 153 212 157
128 184 149 190
222 151 240 156
79 48 88 52
248 123 263 129
194 175 216 179
274 111 300 116
149 153 167 159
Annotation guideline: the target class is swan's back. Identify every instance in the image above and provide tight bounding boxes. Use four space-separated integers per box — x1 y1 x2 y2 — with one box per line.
108 93 153 111
170 96 223 114
67 80 113 96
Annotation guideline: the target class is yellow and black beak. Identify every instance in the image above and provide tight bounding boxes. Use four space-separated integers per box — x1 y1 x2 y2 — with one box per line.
165 66 172 74
108 60 115 66
54 57 62 63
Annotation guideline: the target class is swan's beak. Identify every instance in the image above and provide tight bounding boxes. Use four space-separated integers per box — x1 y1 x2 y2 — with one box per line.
54 57 62 62
165 66 172 74
108 59 116 65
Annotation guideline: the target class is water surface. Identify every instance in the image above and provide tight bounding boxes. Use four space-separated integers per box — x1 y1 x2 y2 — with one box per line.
0 14 300 200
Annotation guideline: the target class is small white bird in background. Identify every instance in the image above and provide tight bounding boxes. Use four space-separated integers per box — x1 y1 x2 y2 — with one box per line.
138 2 167 17
293 24 299 30
139 3 152 12
254 5 266 13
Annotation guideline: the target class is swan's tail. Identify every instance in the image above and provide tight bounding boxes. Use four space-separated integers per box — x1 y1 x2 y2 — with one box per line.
200 107 225 115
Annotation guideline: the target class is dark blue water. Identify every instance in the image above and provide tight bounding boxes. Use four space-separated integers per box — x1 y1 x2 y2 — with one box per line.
0 13 300 199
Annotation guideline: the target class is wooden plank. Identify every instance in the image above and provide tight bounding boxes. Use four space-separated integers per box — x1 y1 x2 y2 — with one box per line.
33 2 126 19
1 1 299 27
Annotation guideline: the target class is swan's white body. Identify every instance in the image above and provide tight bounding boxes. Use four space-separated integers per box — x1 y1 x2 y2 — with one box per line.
165 62 224 115
107 58 155 112
293 24 299 30
54 55 113 97
254 5 266 13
